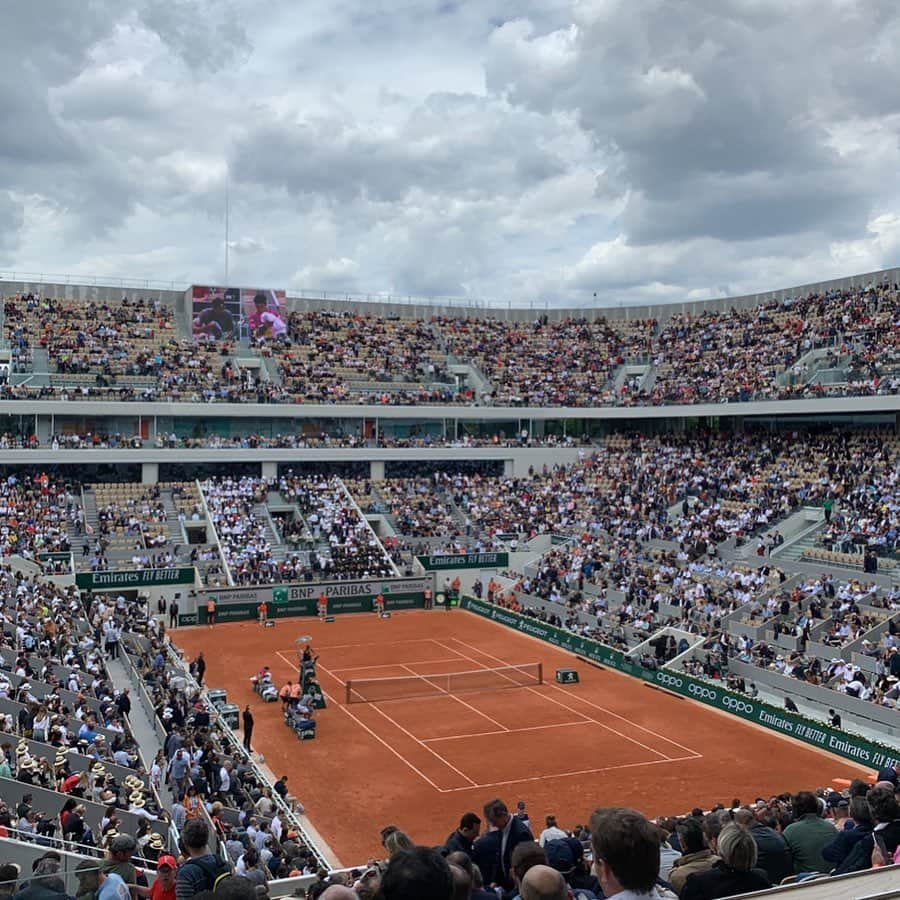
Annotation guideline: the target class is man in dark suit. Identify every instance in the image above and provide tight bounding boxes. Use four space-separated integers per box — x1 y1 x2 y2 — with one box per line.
444 812 481 858
734 808 792 884
473 798 533 890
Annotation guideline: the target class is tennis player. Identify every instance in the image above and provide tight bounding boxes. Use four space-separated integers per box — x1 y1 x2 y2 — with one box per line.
374 593 385 616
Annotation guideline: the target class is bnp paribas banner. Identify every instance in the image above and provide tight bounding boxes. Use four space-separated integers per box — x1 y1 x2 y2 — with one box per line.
461 597 899 773
181 576 435 625
416 552 509 571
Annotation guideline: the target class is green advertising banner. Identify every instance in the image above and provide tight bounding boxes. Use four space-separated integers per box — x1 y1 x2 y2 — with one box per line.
416 552 509 571
461 597 899 772
77 567 196 591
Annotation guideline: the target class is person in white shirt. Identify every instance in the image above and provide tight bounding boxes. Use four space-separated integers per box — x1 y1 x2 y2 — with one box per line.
271 812 283 843
128 794 158 822
150 753 164 792
219 761 232 795
538 815 569 847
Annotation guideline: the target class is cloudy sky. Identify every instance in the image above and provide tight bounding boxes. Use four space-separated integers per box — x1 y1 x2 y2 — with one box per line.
2 0 900 306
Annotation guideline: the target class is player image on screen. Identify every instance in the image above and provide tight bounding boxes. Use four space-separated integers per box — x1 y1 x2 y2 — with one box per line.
245 290 287 343
192 287 239 341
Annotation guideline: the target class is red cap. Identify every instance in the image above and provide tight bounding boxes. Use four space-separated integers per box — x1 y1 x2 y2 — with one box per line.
157 856 177 870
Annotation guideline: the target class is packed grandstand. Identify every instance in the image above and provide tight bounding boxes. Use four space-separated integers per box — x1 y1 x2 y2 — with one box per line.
0 270 899 900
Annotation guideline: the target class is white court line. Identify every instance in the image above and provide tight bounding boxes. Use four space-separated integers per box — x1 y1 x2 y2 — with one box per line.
398 663 509 733
348 688 478 787
273 649 446 792
312 655 478 789
330 658 463 673
422 720 589 742
437 637 673 762
449 633 703 760
276 650 304 674
274 639 697 794
364 705 478 787
442 754 702 792
279 638 443 653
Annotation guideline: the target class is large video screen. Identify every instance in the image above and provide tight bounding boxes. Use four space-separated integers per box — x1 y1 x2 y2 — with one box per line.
192 286 287 343
241 288 288 342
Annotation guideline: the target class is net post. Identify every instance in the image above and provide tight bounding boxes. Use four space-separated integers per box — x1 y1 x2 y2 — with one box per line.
345 680 352 705
537 662 543 685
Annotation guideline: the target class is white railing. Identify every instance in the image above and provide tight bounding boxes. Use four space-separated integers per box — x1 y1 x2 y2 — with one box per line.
161 641 334 871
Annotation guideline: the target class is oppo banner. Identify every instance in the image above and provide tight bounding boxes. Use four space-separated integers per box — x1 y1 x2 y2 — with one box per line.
461 598 899 772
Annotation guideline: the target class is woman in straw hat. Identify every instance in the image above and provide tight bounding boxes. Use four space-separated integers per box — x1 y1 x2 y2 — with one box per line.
142 830 166 863
16 756 36 784
102 829 120 851
148 831 165 853
53 750 68 781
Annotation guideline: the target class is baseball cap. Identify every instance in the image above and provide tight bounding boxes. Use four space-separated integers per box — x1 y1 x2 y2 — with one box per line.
544 839 575 873
157 856 177 871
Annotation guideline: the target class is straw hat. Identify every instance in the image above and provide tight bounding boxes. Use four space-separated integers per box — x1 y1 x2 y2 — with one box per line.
19 757 35 771
130 797 146 809
147 833 165 851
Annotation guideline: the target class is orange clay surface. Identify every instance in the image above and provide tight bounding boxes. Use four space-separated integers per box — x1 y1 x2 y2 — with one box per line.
173 610 874 865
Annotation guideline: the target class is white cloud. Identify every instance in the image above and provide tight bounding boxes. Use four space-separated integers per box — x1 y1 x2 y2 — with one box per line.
228 236 266 255
3 0 900 304
292 257 360 291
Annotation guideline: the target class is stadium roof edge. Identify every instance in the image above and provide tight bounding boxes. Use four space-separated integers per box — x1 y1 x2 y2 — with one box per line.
1 264 898 322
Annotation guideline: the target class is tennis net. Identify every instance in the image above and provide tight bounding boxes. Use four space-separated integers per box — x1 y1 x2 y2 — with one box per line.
345 662 543 704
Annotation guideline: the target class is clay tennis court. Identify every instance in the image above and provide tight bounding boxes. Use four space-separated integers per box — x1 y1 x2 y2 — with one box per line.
173 609 873 864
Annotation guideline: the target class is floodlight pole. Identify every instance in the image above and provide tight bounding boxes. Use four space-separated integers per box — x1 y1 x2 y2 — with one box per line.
224 169 230 285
